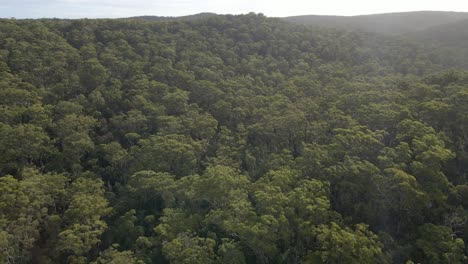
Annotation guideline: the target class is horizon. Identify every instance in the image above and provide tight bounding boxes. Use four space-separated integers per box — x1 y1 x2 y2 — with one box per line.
2 10 468 20
2 0 468 19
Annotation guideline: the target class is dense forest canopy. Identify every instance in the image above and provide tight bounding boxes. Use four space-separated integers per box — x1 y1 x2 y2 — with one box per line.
1 12 468 263
283 11 468 69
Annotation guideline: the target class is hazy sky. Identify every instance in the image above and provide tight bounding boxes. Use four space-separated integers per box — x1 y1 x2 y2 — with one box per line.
2 0 468 18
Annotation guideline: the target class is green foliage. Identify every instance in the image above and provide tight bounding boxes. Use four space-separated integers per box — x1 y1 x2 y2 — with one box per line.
130 134 203 177
0 169 67 263
312 222 383 264
92 246 143 264
162 233 217 264
415 224 466 263
1 13 468 264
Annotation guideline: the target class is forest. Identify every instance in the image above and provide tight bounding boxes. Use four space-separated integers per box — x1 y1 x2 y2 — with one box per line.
1 12 468 263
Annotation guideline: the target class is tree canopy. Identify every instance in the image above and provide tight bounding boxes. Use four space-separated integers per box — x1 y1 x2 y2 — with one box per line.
1 13 468 263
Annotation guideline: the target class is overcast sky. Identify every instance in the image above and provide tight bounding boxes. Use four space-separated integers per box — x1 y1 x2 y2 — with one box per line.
2 0 468 18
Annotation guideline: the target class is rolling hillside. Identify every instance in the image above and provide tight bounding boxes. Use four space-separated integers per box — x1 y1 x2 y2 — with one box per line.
128 12 217 21
284 11 468 69
283 11 468 35
2 12 468 264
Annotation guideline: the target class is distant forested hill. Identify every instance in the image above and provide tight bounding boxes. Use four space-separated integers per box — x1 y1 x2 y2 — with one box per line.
410 18 468 47
128 12 217 21
404 18 468 69
1 13 468 264
284 11 468 69
283 11 468 35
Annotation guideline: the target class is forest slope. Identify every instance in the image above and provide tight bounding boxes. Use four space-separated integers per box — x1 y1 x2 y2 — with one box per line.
283 11 468 35
284 11 468 70
1 13 468 264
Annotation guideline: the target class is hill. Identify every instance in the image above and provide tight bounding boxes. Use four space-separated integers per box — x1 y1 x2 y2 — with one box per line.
283 11 468 35
1 13 468 264
409 18 468 48
284 11 468 69
403 18 468 68
128 12 217 21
